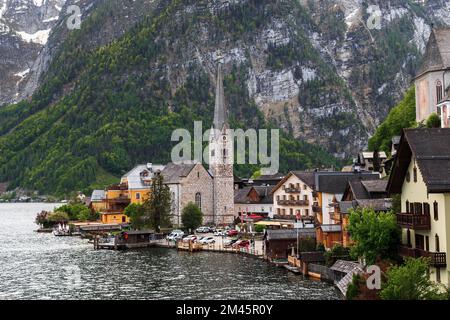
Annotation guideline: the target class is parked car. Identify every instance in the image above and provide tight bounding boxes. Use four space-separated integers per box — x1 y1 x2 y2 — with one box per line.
196 226 210 233
213 229 225 236
223 238 238 248
199 236 215 244
226 229 238 237
232 240 250 248
166 230 184 241
182 235 197 242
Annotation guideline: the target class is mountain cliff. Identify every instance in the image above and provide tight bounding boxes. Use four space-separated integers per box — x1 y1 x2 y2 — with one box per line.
0 0 449 195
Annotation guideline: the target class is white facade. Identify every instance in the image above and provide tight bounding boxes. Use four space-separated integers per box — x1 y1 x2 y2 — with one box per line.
400 158 450 285
273 174 314 218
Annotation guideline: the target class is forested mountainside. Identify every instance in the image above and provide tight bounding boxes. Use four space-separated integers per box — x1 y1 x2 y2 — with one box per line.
0 0 449 195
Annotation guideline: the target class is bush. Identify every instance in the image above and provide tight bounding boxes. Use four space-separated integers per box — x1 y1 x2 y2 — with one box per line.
181 202 203 231
325 244 351 267
254 224 266 233
426 113 441 128
381 257 448 300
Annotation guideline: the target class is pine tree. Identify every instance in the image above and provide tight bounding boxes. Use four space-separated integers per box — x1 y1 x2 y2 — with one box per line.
143 173 172 232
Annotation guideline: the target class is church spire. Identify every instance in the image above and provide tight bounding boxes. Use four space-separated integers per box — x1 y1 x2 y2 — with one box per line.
213 62 227 131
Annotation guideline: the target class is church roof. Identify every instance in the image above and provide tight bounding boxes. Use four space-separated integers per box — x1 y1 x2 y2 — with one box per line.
161 163 197 184
416 27 450 77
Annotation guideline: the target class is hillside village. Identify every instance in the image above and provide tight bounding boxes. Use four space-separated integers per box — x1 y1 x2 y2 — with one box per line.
26 27 450 299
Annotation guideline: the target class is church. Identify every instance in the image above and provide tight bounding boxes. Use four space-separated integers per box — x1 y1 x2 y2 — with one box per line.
415 27 450 128
161 62 235 226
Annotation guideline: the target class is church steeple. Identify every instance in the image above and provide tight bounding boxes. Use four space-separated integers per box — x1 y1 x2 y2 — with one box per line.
213 62 227 132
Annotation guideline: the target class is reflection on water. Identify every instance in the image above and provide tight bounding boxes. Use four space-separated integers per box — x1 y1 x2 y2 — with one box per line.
0 203 339 300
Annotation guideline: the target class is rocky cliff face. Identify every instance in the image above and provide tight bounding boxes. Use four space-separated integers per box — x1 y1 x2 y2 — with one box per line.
0 0 66 104
0 0 449 194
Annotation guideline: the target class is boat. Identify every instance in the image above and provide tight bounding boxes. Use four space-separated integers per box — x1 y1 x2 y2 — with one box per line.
53 223 71 237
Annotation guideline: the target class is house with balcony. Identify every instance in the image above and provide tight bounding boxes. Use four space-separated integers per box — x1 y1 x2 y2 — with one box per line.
234 185 274 219
314 171 379 249
271 172 316 222
387 128 450 285
100 163 165 224
337 178 391 247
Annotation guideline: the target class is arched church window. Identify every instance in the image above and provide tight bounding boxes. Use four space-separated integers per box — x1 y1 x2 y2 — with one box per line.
195 192 202 210
436 80 443 103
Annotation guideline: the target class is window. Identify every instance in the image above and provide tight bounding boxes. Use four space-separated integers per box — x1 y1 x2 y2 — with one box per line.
136 193 141 200
406 201 409 213
436 80 443 103
305 209 309 216
277 208 281 215
277 195 280 201
407 229 411 247
304 184 307 190
195 192 202 210
434 201 439 221
406 171 410 182
435 234 440 252
436 268 441 283
424 203 430 215
425 236 429 251
304 195 308 201
290 208 293 215
413 167 418 183
197 172 200 178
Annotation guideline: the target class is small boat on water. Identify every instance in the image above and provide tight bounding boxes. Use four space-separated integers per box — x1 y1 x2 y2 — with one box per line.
53 223 71 237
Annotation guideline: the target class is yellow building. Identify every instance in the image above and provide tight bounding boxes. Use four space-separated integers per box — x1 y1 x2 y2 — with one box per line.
388 128 450 286
98 163 165 224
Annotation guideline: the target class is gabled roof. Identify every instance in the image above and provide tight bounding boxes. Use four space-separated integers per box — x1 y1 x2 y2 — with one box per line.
388 128 450 194
331 260 363 274
122 164 165 190
271 171 315 194
161 162 207 184
347 180 370 199
416 27 450 78
91 190 106 201
361 151 387 160
355 199 392 212
266 228 315 240
360 180 388 194
234 185 275 204
315 172 379 195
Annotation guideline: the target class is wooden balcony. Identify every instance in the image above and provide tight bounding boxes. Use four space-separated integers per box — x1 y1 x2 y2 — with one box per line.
285 187 301 194
399 246 447 267
277 199 309 206
396 213 431 230
105 196 130 204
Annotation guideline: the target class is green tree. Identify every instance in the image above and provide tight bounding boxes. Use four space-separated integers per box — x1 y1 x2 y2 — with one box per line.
369 87 416 153
181 202 203 231
142 174 172 232
124 203 146 229
380 257 447 300
47 211 70 223
347 208 400 264
426 113 441 128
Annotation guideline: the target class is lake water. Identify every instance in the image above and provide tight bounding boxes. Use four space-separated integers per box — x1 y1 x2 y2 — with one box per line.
0 203 340 300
